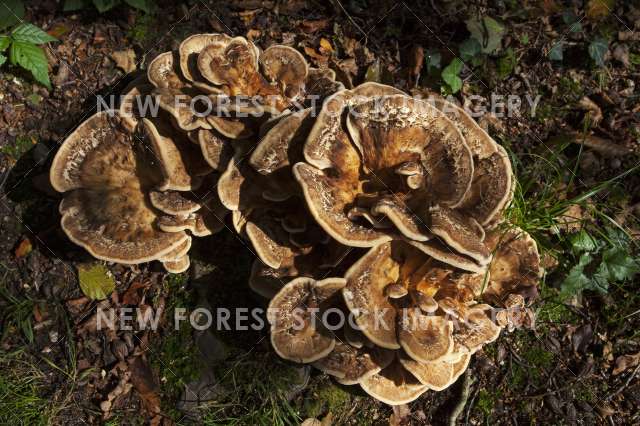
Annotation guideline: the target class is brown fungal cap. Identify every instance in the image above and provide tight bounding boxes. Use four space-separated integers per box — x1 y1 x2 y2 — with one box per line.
162 255 191 273
259 45 308 99
397 351 457 391
343 243 401 349
431 97 514 225
149 190 203 215
295 85 481 249
312 340 394 385
179 33 232 83
453 306 502 353
147 51 186 89
398 309 453 363
157 194 227 237
268 277 346 363
142 117 212 191
483 227 541 305
51 112 189 264
119 76 153 132
360 359 428 405
197 37 260 91
198 129 234 171
429 206 491 265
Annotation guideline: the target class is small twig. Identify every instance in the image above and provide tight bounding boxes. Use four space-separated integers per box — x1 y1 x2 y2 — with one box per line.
448 370 473 426
464 386 479 426
606 363 640 402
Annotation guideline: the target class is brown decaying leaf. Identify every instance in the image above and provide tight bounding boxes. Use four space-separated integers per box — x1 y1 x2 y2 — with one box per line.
408 45 424 79
612 352 640 375
122 280 151 305
577 97 603 127
319 38 333 53
299 19 330 33
585 0 614 20
100 370 133 418
569 131 631 157
14 237 32 258
556 204 583 233
111 49 137 73
540 0 560 14
129 356 161 417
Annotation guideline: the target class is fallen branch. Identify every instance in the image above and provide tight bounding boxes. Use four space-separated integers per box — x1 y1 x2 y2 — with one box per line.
448 370 474 426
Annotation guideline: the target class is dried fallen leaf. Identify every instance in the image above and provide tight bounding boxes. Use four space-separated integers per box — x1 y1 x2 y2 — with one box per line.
408 45 424 79
300 18 330 33
303 46 326 61
130 356 161 417
540 0 560 14
246 29 261 40
14 237 32 258
612 44 630 67
110 49 137 73
557 204 584 233
577 96 603 127
612 352 640 375
569 131 631 157
100 370 132 419
319 38 333 53
122 280 150 305
586 0 614 20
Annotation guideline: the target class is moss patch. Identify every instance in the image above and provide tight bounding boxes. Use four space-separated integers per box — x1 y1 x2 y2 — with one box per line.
304 382 351 419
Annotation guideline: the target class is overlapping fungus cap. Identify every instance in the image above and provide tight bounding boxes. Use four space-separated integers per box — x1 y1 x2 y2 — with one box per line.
218 108 353 296
50 111 191 272
293 83 514 271
266 226 540 405
120 75 230 261
147 34 343 158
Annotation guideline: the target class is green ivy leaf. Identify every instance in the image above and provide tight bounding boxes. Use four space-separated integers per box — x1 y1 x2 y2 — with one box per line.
123 0 151 13
92 0 120 13
0 53 6 66
549 42 564 61
11 23 57 44
459 38 481 61
600 247 640 281
0 0 25 31
561 253 593 297
78 263 115 300
0 35 11 51
466 16 505 54
9 41 51 89
562 10 583 32
570 229 598 253
588 37 609 67
442 58 463 93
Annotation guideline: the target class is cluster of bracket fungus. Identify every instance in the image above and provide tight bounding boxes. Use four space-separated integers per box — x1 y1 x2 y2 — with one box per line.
51 33 541 405
259 83 540 404
50 34 341 273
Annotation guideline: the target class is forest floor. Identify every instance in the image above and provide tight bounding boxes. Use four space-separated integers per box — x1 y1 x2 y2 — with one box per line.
1 0 639 425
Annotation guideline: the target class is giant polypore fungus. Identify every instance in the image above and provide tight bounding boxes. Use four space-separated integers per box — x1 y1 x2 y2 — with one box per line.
50 111 192 272
293 84 514 270
51 32 541 406
52 34 341 272
258 83 539 405
267 227 538 404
